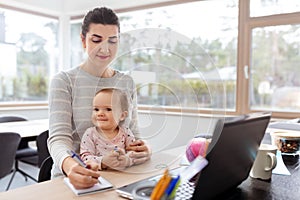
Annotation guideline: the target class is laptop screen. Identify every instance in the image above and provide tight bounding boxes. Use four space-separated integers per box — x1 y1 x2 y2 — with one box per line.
192 112 271 199
116 112 271 200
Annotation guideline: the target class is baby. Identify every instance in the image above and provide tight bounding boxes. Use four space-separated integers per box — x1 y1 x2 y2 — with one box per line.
80 88 135 170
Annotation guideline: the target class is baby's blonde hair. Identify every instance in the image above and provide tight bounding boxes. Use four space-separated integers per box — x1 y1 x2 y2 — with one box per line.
94 88 129 112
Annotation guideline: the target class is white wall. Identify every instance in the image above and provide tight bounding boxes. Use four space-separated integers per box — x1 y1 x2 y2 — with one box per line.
0 107 217 151
64 0 175 15
138 111 218 152
0 0 63 16
0 107 48 120
1 0 177 16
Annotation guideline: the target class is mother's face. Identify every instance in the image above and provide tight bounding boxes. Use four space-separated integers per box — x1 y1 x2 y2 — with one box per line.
81 23 119 68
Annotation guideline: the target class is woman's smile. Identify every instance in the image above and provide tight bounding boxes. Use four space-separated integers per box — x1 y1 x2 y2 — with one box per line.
97 54 110 60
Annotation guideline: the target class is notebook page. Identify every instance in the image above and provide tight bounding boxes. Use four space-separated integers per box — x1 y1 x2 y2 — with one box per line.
64 176 114 196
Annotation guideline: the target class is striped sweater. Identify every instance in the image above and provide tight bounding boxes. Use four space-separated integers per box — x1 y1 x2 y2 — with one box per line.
48 66 140 178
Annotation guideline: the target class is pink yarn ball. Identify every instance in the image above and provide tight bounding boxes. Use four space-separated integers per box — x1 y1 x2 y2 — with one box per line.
186 137 208 162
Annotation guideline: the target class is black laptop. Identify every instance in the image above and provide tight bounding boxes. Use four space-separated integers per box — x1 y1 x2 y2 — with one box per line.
116 112 271 200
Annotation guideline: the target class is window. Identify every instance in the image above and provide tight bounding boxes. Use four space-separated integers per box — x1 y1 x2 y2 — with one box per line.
70 20 83 68
71 0 238 113
0 8 58 105
19 0 298 118
116 0 238 113
250 25 300 112
250 0 300 17
247 0 300 116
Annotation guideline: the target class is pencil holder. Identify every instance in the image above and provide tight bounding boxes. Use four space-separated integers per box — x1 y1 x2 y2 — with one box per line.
132 184 154 200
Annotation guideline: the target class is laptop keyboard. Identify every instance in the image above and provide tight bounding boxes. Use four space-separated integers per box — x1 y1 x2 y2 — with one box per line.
174 181 195 200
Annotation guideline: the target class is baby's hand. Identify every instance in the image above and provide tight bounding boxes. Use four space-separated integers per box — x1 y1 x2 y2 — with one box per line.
117 153 133 169
114 146 126 156
102 151 120 170
102 148 131 170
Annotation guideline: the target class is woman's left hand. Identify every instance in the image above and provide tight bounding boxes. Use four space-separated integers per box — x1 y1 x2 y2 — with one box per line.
126 140 151 165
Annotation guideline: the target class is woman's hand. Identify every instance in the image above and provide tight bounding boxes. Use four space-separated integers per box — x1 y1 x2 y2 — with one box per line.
62 157 101 189
126 139 151 165
118 151 134 169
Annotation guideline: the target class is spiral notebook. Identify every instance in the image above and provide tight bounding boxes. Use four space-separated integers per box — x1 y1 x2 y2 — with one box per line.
64 176 114 196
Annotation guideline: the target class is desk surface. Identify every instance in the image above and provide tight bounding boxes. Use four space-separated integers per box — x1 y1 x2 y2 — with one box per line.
225 130 300 200
1 133 300 200
237 158 300 200
0 119 48 138
0 146 184 200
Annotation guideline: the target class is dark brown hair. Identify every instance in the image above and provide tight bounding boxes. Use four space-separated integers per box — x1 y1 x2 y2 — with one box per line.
81 7 120 37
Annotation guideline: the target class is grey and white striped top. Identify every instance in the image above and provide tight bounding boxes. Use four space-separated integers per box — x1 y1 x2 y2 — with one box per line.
48 66 140 178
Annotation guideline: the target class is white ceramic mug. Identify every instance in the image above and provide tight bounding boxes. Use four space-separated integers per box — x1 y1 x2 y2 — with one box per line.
250 144 277 181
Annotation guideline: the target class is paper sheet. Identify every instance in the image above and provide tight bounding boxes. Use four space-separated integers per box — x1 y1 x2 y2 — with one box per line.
272 151 291 176
64 176 114 196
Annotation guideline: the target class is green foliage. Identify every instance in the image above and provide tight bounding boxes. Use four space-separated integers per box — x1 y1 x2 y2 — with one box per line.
26 72 48 97
11 69 48 99
17 32 49 67
7 32 50 100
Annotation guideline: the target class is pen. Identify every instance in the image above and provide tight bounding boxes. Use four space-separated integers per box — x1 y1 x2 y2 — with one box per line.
155 174 172 200
150 169 171 200
67 150 87 168
165 175 180 197
150 169 167 200
169 177 181 199
66 150 102 184
114 145 119 152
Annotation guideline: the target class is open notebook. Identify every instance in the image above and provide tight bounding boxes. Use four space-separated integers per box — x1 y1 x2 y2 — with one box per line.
64 176 114 196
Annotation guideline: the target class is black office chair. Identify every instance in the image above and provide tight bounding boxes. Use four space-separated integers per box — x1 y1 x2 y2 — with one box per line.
0 115 38 182
36 130 50 167
18 130 51 182
37 130 51 183
0 132 21 191
0 115 29 123
38 156 53 182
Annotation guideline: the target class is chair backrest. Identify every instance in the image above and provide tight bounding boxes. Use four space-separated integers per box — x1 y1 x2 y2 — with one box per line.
36 130 50 167
0 115 28 123
0 115 29 149
0 132 21 178
38 156 53 182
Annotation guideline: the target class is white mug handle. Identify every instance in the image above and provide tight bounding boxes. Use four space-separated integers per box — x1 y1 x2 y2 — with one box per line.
264 152 277 171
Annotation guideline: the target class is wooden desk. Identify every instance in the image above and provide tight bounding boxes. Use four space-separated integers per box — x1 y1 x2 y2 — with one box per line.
0 146 185 200
0 119 48 138
1 133 299 200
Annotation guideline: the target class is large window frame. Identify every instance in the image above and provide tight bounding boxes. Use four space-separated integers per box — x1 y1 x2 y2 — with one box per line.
1 0 300 119
0 4 59 108
116 0 300 118
238 0 300 118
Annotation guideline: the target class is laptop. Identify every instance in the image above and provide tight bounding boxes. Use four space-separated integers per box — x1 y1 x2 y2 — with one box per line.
116 112 271 200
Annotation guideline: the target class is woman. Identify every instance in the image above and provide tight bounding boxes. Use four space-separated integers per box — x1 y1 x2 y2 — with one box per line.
48 7 151 189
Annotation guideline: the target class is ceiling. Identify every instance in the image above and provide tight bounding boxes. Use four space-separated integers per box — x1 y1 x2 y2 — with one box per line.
0 0 179 16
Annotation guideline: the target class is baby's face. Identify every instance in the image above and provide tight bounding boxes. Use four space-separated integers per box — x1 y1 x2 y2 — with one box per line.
92 91 124 131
